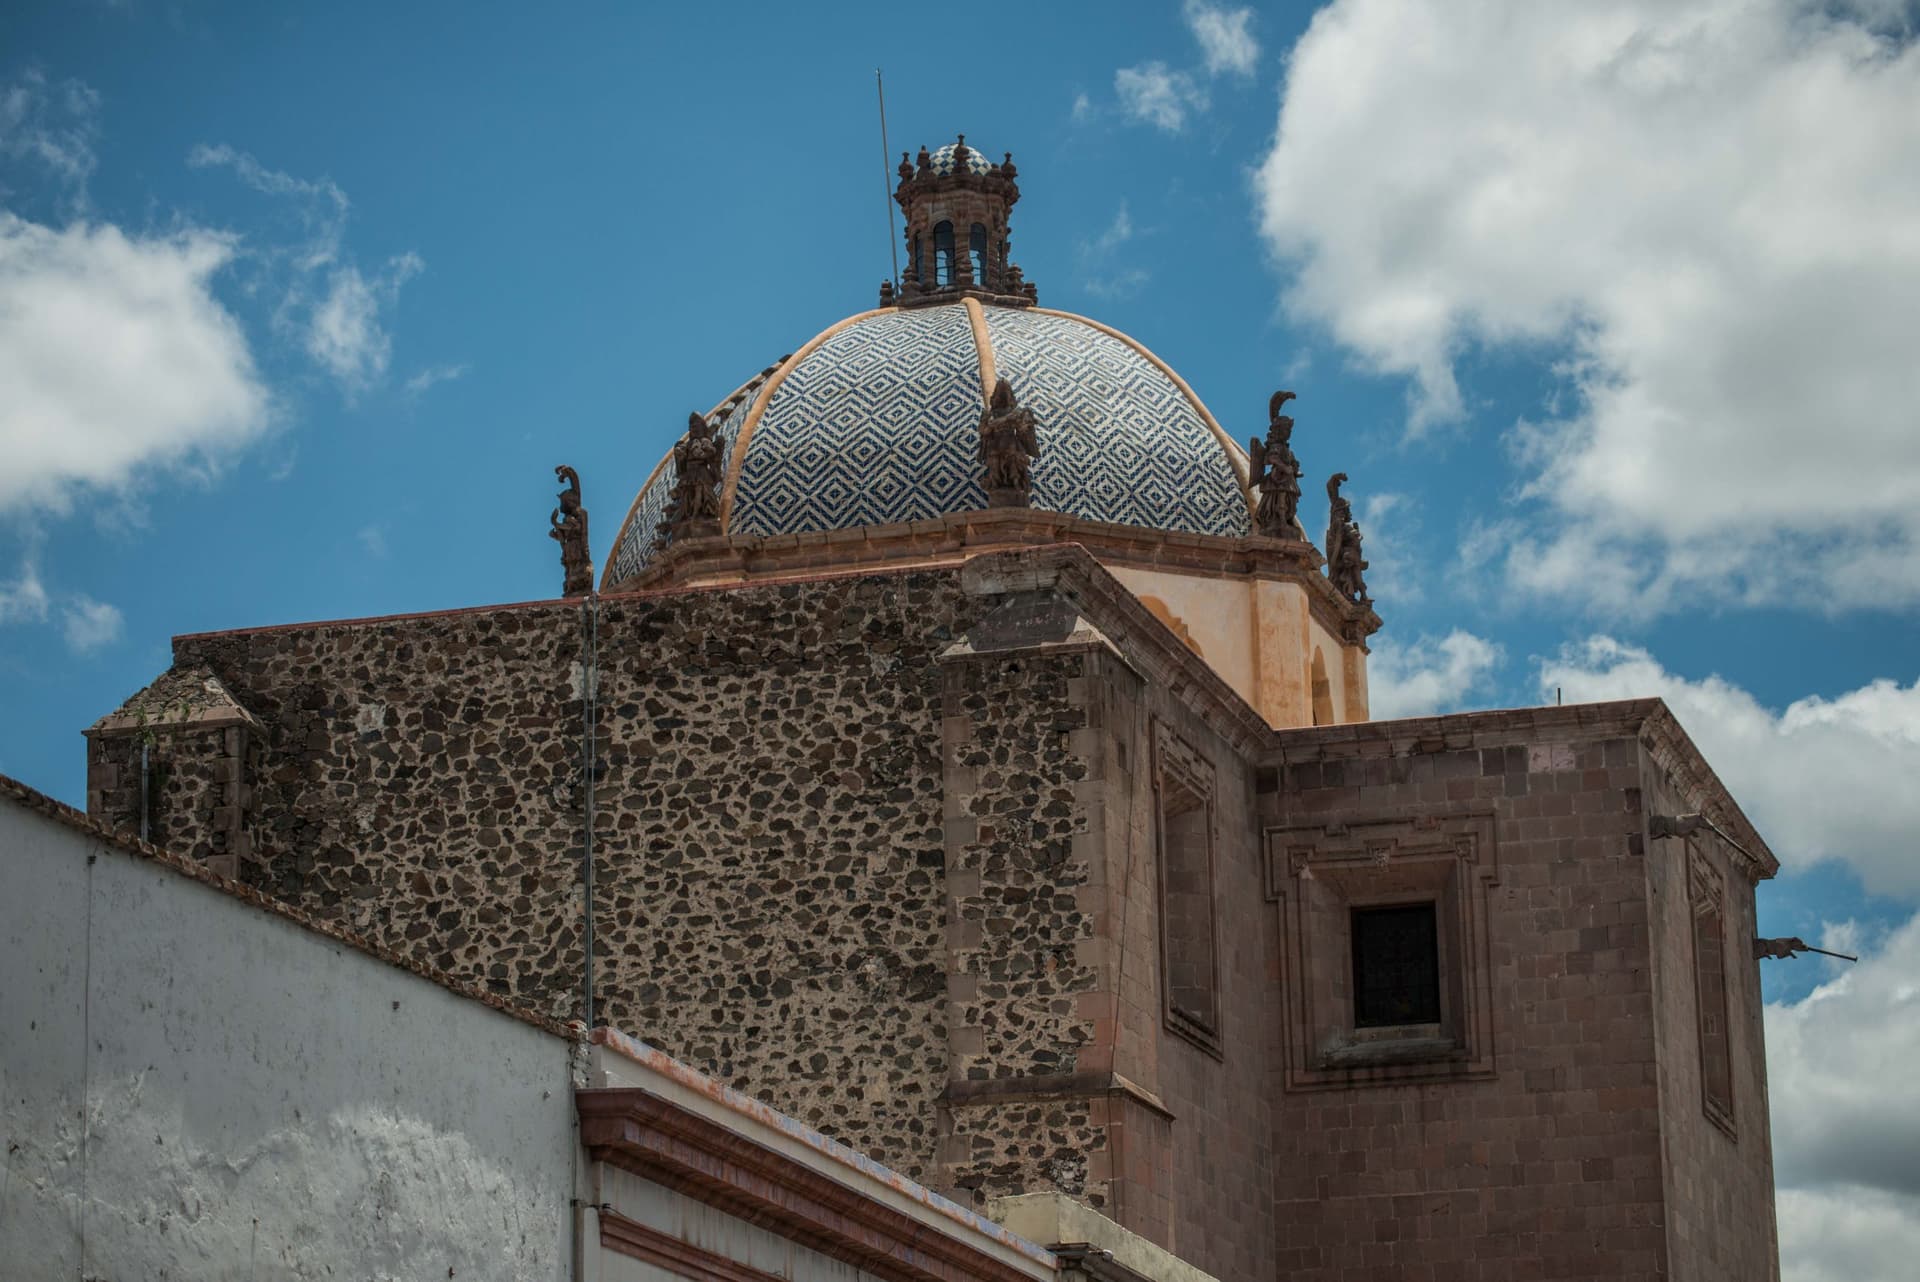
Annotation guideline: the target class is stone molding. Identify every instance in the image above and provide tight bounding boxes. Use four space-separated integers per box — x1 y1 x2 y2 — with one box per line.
602 507 1377 646
576 1087 1052 1282
1263 807 1501 1090
1264 700 1778 882
599 1210 789 1282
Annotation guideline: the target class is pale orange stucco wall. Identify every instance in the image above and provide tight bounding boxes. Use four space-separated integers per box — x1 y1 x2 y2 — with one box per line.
1108 565 1367 730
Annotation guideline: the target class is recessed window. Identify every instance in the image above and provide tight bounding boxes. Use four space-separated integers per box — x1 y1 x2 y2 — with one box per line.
1689 843 1736 1135
1156 726 1221 1057
1351 903 1441 1027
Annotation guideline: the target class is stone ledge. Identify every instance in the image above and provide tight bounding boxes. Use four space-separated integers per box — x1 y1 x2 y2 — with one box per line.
988 1192 1220 1282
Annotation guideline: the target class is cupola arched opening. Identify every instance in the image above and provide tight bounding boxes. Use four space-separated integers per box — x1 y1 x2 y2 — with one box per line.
933 221 955 286
969 223 989 285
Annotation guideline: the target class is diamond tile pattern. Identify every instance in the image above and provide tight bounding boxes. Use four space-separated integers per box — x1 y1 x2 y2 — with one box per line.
609 373 766 584
609 302 1252 582
929 142 994 176
982 309 1249 538
730 306 990 538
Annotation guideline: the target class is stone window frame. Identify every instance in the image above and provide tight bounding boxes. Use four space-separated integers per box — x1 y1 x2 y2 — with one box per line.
1688 840 1737 1139
1264 808 1499 1090
1153 723 1223 1059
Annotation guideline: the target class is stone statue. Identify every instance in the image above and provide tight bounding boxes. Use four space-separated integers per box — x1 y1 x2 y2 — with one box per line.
658 412 727 548
978 377 1039 506
549 465 594 597
1324 472 1370 605
1248 390 1304 539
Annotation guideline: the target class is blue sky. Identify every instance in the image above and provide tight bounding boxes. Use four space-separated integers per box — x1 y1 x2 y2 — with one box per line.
3 3 1918 1275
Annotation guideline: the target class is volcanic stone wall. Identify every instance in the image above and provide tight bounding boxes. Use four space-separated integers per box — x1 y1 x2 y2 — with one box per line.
152 571 1009 1185
936 641 1102 1205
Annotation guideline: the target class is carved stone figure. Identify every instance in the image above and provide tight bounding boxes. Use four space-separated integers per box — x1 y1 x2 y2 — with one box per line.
658 412 727 547
1324 472 1370 606
1248 390 1304 539
978 377 1038 506
549 465 594 597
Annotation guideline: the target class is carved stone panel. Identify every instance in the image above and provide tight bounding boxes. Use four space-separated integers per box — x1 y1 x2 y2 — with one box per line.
1264 809 1499 1090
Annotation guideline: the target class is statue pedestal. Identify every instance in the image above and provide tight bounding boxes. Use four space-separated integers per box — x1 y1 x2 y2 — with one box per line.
667 518 722 542
985 488 1030 509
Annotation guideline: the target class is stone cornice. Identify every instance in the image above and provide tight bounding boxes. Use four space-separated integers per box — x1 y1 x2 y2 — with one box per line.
608 507 1380 646
956 546 1277 756
1263 699 1779 881
575 1086 1053 1282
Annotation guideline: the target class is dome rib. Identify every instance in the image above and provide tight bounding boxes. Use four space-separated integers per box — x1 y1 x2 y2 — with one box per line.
718 308 898 526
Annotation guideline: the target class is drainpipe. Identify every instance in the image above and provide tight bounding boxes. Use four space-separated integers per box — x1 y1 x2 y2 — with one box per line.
581 593 600 1030
139 740 150 844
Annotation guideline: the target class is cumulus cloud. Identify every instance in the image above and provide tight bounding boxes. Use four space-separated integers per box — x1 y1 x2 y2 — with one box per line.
1115 63 1207 133
0 213 271 516
1767 911 1920 1278
60 595 122 653
1183 1 1260 78
189 143 421 399
1256 0 1920 613
1367 629 1503 720
1541 637 1920 896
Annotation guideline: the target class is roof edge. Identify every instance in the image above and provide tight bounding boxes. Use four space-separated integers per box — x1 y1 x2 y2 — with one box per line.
1267 699 1779 879
0 769 585 1040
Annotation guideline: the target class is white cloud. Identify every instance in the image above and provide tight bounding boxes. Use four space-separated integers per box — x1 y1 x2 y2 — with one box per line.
1071 92 1095 124
1183 1 1260 78
61 594 121 653
0 212 271 516
306 254 422 395
0 70 100 201
189 143 420 400
1540 637 1920 897
1777 1185 1920 1282
1115 63 1207 133
0 553 50 624
1367 629 1503 720
1767 911 1920 1278
402 361 466 397
1078 204 1149 299
1255 0 1920 613
357 524 387 558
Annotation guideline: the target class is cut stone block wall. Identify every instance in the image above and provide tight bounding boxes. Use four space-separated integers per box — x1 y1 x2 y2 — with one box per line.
1258 713 1777 1282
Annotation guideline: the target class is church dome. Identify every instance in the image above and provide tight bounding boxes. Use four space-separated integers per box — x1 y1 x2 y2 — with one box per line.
604 299 1253 587
928 140 995 176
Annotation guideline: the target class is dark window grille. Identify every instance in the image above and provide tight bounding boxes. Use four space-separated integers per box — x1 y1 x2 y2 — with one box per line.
1351 904 1441 1027
969 223 989 285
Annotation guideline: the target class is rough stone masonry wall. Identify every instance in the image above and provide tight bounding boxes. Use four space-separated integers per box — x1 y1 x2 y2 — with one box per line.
1640 753 1779 1282
161 572 984 1185
1263 726 1672 1282
172 604 589 1009
937 643 1102 1206
587 574 974 1182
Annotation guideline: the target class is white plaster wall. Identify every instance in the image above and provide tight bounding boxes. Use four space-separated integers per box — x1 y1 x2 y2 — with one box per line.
0 798 578 1280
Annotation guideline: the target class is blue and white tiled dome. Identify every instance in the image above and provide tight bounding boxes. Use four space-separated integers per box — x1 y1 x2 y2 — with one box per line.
929 141 996 177
605 301 1253 586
